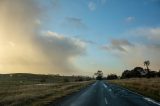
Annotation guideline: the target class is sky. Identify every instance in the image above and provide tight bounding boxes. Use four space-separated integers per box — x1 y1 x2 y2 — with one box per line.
0 0 160 76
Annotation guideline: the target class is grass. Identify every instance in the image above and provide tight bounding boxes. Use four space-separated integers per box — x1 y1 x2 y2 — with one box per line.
108 78 160 102
0 81 94 106
0 73 94 106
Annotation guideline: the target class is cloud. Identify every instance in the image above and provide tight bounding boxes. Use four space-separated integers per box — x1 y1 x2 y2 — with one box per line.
35 19 42 25
83 40 96 44
125 16 135 23
35 31 86 74
88 0 107 11
120 27 160 70
119 43 160 71
102 38 160 71
0 0 86 75
102 39 134 52
129 27 160 41
62 17 87 30
42 31 86 49
88 1 96 11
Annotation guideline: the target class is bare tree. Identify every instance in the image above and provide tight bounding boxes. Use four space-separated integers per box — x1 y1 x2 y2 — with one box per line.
144 60 150 71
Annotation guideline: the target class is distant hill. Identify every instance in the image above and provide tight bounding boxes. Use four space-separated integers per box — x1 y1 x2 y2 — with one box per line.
0 73 92 85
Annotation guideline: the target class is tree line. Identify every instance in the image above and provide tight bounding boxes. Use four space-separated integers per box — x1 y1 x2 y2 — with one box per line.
121 60 160 79
97 60 160 80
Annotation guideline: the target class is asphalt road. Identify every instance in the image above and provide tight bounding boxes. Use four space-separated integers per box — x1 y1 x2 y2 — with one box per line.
53 81 160 106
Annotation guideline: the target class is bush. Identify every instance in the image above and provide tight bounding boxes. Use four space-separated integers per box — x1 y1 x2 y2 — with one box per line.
146 71 157 78
96 76 102 80
63 78 70 82
121 67 160 79
121 70 131 78
122 67 144 78
107 74 118 80
158 70 160 77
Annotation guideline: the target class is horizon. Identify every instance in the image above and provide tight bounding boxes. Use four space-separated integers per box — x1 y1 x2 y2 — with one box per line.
0 0 160 76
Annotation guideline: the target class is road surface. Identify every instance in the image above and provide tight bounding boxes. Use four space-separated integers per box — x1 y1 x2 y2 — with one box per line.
53 81 160 106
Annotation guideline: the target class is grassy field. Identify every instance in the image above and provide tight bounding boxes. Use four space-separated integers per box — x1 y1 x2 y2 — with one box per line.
0 73 94 106
108 78 160 102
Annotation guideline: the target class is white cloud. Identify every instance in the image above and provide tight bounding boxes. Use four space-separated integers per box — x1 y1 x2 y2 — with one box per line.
45 31 64 39
128 27 160 40
88 1 96 11
119 27 160 71
35 31 87 74
120 43 160 71
0 0 86 75
44 31 86 48
35 19 41 25
102 38 160 71
88 0 107 11
125 16 135 23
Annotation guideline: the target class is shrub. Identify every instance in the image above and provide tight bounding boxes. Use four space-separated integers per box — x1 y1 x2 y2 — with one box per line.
107 74 118 80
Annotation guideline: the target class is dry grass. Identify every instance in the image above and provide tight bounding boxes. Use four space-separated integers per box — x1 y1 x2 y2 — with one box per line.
0 81 94 106
108 78 160 102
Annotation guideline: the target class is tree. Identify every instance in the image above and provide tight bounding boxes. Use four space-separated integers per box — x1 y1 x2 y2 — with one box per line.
131 67 144 77
146 71 157 78
121 70 131 78
107 74 118 80
94 70 103 80
158 70 160 77
121 67 144 78
144 60 150 71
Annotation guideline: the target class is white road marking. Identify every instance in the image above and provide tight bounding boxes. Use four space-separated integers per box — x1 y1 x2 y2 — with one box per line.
35 83 53 86
108 89 112 92
144 97 160 106
105 97 108 104
114 85 160 106
103 84 108 88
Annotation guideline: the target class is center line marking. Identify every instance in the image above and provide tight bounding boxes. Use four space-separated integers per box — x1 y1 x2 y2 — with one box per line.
105 97 108 104
103 84 108 88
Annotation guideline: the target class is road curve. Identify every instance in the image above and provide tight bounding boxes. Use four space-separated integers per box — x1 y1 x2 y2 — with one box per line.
53 81 160 106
